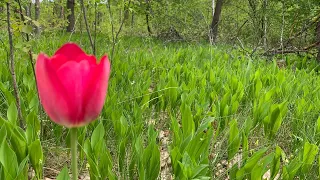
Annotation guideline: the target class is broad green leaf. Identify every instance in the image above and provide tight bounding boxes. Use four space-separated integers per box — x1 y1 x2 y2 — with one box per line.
56 166 70 180
181 103 195 137
283 156 301 180
301 142 318 173
255 79 262 97
120 116 128 137
251 163 263 180
236 168 246 180
21 25 33 34
7 102 17 126
270 146 282 179
143 141 160 180
0 139 18 180
119 139 127 173
243 147 268 172
16 155 29 179
251 153 274 180
170 147 182 176
0 126 7 143
316 117 320 134
32 20 40 27
191 164 208 179
228 119 240 160
242 132 249 161
28 139 43 178
91 122 105 155
98 143 113 179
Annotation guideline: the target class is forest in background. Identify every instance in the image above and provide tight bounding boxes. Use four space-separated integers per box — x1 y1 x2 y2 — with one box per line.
1 0 320 60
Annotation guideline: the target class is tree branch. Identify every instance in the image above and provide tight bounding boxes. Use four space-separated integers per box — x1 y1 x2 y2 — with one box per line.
284 13 320 47
107 0 131 59
79 0 95 55
7 2 24 128
16 0 44 137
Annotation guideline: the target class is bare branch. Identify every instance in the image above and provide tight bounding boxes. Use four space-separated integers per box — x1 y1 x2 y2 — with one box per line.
79 0 95 55
6 2 24 128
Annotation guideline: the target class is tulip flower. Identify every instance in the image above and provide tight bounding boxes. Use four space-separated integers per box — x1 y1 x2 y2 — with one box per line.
35 43 110 180
35 43 110 127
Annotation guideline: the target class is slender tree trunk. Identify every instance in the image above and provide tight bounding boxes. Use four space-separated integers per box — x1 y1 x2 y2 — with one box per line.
131 12 134 28
29 2 32 17
262 0 267 50
210 0 223 44
59 0 64 19
35 0 40 34
24 5 30 17
145 0 152 35
79 0 95 55
66 0 75 32
6 3 24 128
316 20 320 62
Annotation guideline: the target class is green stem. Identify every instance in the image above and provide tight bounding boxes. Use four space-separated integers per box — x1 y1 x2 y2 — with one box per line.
71 128 78 180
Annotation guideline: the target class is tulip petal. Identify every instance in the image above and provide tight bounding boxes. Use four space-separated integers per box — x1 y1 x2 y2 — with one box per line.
83 55 111 123
54 43 86 61
56 59 93 125
75 53 98 66
35 53 71 126
50 54 69 71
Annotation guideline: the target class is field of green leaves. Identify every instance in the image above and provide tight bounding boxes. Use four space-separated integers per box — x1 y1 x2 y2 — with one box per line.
1 33 320 179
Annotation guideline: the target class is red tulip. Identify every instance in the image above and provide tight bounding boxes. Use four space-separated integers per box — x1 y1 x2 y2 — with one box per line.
35 43 111 127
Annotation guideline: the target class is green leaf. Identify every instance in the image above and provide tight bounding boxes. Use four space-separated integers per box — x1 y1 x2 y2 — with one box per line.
283 156 301 180
56 166 70 180
243 147 268 172
16 155 29 179
181 103 195 137
170 147 182 176
191 164 208 179
120 116 128 137
118 139 126 173
28 139 43 178
0 139 18 179
26 112 40 144
0 126 7 143
7 102 17 126
251 153 274 180
270 146 282 179
316 117 320 135
228 119 240 160
251 163 263 180
301 141 318 173
269 106 282 138
143 141 160 180
255 79 262 97
91 122 105 155
98 144 114 180
242 132 249 161
21 25 33 34
32 20 40 27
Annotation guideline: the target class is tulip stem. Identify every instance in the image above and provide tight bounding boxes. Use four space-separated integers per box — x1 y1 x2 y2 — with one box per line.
70 128 78 180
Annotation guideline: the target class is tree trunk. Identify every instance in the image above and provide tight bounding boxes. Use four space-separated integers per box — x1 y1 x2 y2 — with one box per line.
262 0 267 50
24 4 30 17
316 20 320 62
29 2 32 17
131 13 134 28
35 0 40 34
66 0 75 32
145 0 152 35
210 0 223 44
